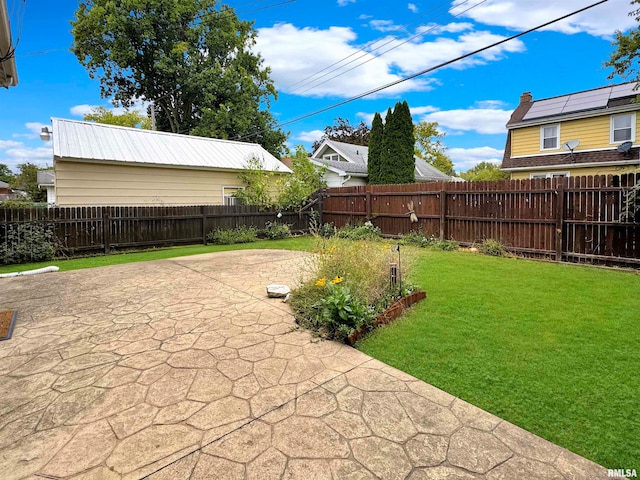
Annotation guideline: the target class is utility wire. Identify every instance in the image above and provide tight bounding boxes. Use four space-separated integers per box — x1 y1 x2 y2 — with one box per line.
294 0 489 96
285 0 468 93
236 0 609 139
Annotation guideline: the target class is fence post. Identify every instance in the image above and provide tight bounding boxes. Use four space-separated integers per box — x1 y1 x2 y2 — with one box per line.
555 182 565 261
103 210 111 254
201 205 207 245
439 188 447 240
365 191 371 220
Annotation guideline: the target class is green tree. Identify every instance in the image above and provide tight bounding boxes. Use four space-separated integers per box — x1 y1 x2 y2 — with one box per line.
460 162 509 181
277 146 326 209
367 112 384 185
84 106 151 129
235 157 274 208
381 101 415 184
414 121 455 176
395 100 416 184
0 163 13 184
71 0 286 157
10 163 47 202
605 1 640 82
312 118 370 152
379 107 396 184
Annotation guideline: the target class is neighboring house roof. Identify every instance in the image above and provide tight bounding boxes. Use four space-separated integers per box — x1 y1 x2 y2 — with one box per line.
0 180 9 189
506 82 639 128
37 169 54 186
51 118 291 174
311 139 450 182
0 0 18 88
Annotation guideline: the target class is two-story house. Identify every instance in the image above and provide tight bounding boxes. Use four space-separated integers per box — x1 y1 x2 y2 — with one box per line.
501 82 640 179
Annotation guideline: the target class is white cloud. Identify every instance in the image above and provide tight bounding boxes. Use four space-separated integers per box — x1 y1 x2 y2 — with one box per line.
474 99 508 109
70 101 149 118
450 0 635 38
296 130 324 142
448 146 504 171
337 0 355 5
408 3 418 13
0 140 23 149
418 22 474 35
70 104 97 117
419 106 511 134
0 145 53 172
255 23 524 99
358 14 372 20
12 122 49 140
368 20 398 33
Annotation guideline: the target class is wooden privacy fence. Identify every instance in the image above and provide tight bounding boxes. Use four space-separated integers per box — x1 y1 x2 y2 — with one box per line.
321 173 640 268
0 205 311 256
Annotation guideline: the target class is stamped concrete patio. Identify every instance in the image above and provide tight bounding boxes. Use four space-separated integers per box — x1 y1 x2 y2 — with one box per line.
0 249 608 480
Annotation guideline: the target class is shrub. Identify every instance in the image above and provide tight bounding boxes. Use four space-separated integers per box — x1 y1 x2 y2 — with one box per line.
318 222 336 238
336 221 382 240
0 222 56 265
290 237 414 341
479 238 507 256
400 232 458 251
206 225 257 245
262 222 291 240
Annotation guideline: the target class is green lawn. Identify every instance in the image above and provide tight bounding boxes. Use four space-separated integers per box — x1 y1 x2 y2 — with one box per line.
0 236 314 274
357 250 640 468
3 238 638 467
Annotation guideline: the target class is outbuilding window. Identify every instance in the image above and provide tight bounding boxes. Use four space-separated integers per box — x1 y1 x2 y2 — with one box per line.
222 186 244 206
610 113 635 143
323 154 339 161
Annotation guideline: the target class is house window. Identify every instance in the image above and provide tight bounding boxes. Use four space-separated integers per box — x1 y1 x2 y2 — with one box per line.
610 113 635 143
222 186 244 206
530 172 569 179
540 124 560 150
323 154 339 161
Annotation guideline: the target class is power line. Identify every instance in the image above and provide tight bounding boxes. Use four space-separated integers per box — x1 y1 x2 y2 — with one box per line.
285 0 466 93
240 0 610 137
293 0 489 96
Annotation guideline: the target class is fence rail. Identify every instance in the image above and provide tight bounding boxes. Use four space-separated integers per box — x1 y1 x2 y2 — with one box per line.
321 173 640 268
0 205 311 256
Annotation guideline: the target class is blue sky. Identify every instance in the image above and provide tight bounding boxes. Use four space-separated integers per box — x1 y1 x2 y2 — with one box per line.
0 0 636 174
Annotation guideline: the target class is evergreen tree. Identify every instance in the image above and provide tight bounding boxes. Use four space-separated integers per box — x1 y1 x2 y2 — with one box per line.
367 112 384 185
380 107 397 184
396 101 416 183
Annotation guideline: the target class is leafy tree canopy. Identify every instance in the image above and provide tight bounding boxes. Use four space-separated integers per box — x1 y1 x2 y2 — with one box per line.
414 121 455 176
312 117 370 152
72 0 286 157
460 162 509 182
605 1 640 83
277 146 326 209
235 157 274 208
0 163 13 184
10 163 47 202
84 106 151 129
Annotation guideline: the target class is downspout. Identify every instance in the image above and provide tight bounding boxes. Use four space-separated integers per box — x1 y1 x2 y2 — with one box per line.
0 2 18 88
340 175 352 186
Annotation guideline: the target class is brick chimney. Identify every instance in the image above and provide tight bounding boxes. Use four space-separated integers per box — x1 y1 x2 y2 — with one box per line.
520 92 533 104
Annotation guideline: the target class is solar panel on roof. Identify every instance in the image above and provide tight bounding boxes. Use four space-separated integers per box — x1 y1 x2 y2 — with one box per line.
522 83 640 121
522 97 568 120
610 83 637 99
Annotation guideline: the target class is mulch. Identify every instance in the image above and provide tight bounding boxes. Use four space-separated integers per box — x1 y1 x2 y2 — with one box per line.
0 310 17 341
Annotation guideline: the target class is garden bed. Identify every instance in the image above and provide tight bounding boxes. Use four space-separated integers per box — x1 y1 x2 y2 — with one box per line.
347 290 426 345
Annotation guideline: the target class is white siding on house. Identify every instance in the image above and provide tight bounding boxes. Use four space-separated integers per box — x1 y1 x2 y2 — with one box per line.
323 171 367 188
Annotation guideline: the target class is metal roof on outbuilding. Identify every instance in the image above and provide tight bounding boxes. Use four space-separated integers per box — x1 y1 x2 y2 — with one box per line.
51 118 291 174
